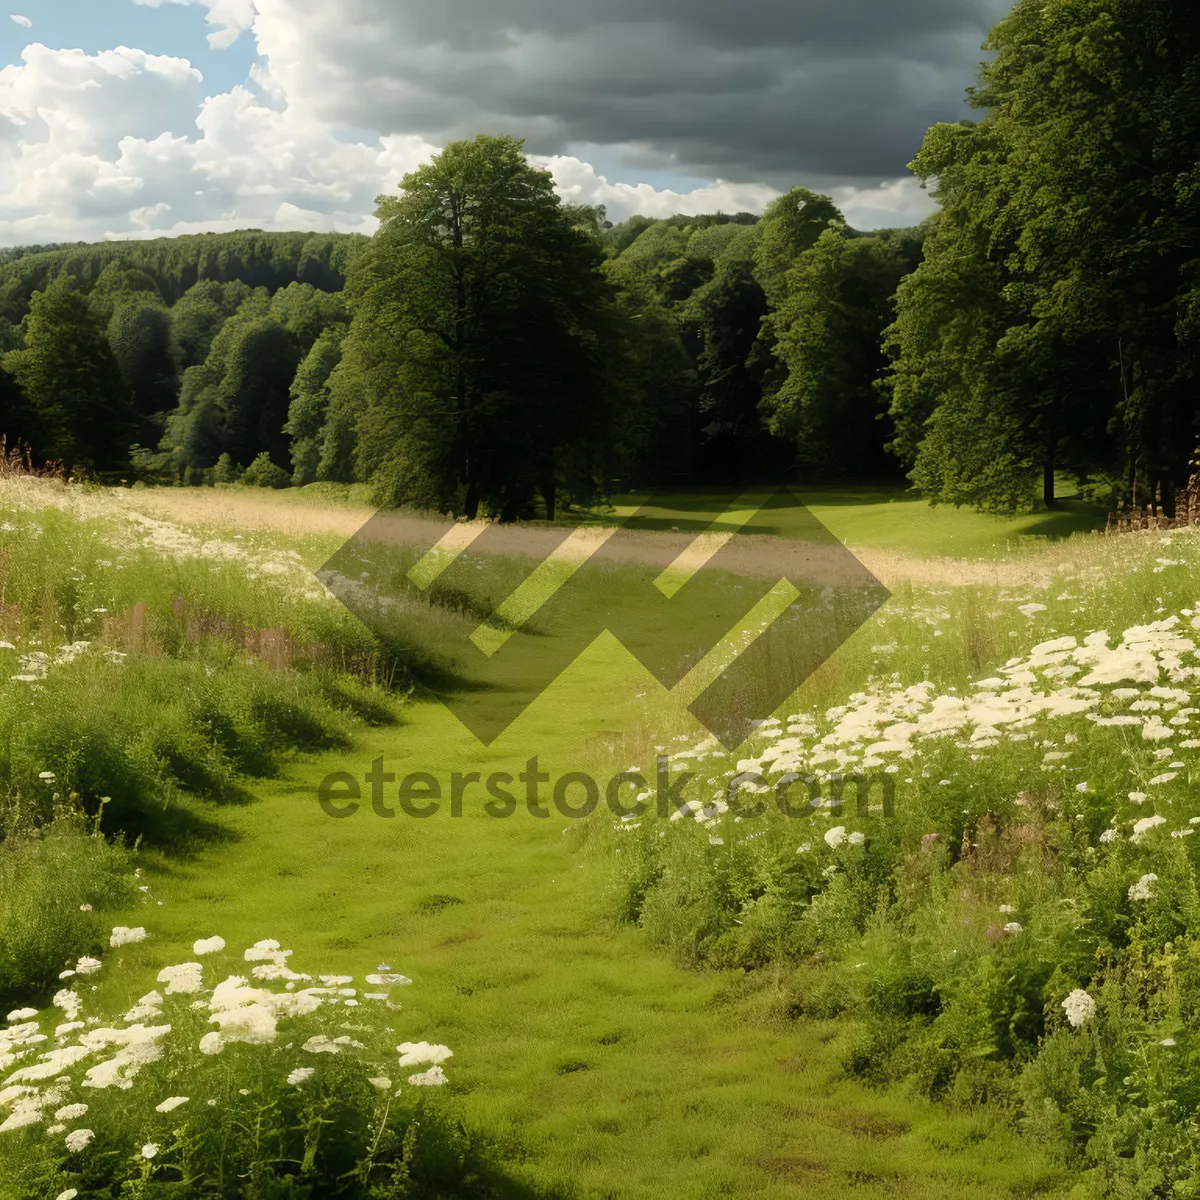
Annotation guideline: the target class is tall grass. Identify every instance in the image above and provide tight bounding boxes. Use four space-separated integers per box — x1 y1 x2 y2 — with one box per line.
600 525 1200 1195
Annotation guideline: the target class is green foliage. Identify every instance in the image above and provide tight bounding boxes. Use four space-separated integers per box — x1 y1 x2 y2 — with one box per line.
767 226 924 477
107 297 178 419
887 0 1200 512
343 134 629 518
0 808 136 1007
242 450 292 489
1 276 139 471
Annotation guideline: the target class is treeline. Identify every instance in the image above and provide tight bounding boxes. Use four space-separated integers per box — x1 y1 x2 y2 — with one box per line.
0 145 922 516
2 0 1195 516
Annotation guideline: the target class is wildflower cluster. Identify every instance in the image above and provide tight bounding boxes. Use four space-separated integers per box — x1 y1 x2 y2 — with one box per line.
0 927 476 1198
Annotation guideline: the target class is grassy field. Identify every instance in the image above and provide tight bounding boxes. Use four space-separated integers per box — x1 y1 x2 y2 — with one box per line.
0 479 1181 1198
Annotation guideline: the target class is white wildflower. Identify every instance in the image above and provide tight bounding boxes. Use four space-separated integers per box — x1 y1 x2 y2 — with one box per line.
1129 873 1158 902
396 1042 453 1067
824 826 847 849
109 927 146 948
407 1065 448 1087
193 937 225 956
155 1096 189 1113
1003 922 1023 934
141 1143 159 1159
1062 989 1096 1028
157 963 204 994
1132 815 1168 841
65 1128 94 1152
287 1067 315 1086
53 1104 88 1121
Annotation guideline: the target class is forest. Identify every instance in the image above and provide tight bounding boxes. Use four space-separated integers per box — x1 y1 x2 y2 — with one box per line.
1 0 1198 519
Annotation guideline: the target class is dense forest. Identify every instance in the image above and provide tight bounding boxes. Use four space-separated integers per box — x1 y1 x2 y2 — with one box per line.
1 0 1198 517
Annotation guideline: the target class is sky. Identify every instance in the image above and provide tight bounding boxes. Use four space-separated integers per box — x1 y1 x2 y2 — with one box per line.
0 0 1013 245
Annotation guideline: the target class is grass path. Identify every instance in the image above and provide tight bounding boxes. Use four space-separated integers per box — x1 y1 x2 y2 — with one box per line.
108 632 1067 1199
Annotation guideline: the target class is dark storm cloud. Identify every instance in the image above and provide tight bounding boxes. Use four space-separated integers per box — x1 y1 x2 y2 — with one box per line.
279 0 1013 185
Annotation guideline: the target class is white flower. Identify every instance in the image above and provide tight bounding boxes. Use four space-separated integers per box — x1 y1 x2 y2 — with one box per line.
141 1143 159 1159
1099 828 1120 843
54 1104 88 1121
78 904 92 912
998 904 1015 914
847 831 866 846
54 1190 79 1200
365 973 412 987
301 1035 340 1054
75 957 102 975
155 1096 189 1113
1076 782 1089 793
824 826 847 849
1149 772 1178 786
1128 873 1158 902
1132 815 1168 841
407 1065 448 1087
65 1128 94 1152
5 1007 37 1021
198 1032 225 1055
1159 1037 1177 1046
157 963 204 994
109 927 146 948
368 1077 392 1090
287 1067 315 1086
396 1042 453 1067
1003 922 1023 934
1062 989 1096 1028
1128 791 1149 804
193 937 225 956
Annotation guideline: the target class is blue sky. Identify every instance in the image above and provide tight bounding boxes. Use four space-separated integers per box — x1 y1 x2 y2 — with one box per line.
2 1 257 96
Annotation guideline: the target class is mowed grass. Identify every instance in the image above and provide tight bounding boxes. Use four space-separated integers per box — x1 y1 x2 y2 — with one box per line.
68 485 1090 1199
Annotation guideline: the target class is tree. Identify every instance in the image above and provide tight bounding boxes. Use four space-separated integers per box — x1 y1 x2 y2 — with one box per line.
767 226 924 478
286 326 345 485
215 319 303 470
2 276 137 470
108 297 178 420
888 0 1200 511
343 134 627 519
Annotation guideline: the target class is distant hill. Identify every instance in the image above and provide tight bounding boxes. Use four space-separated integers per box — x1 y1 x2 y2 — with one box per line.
0 230 368 322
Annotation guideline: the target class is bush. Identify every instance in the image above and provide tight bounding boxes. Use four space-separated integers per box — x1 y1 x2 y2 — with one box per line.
242 452 291 489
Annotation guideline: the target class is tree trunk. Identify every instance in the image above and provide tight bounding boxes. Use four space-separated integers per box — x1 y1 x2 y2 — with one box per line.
541 480 556 522
463 480 480 521
1042 458 1056 509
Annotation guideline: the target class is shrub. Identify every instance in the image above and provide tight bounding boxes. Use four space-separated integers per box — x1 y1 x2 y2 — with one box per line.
242 452 291 489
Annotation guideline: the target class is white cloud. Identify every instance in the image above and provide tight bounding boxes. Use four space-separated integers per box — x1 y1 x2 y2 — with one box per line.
9 15 31 28
131 0 256 51
0 8 935 243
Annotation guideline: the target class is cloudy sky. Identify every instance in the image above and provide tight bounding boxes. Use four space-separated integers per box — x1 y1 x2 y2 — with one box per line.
0 0 1011 245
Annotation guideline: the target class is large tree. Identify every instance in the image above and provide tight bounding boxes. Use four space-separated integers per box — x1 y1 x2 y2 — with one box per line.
888 0 1200 511
2 276 137 470
337 134 627 519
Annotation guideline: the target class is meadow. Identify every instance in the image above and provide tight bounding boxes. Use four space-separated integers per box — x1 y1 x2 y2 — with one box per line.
4 475 1196 1199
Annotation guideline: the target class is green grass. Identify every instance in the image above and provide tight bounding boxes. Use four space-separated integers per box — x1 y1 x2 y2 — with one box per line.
576 486 1107 559
1 480 1139 1197
106 648 1067 1199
